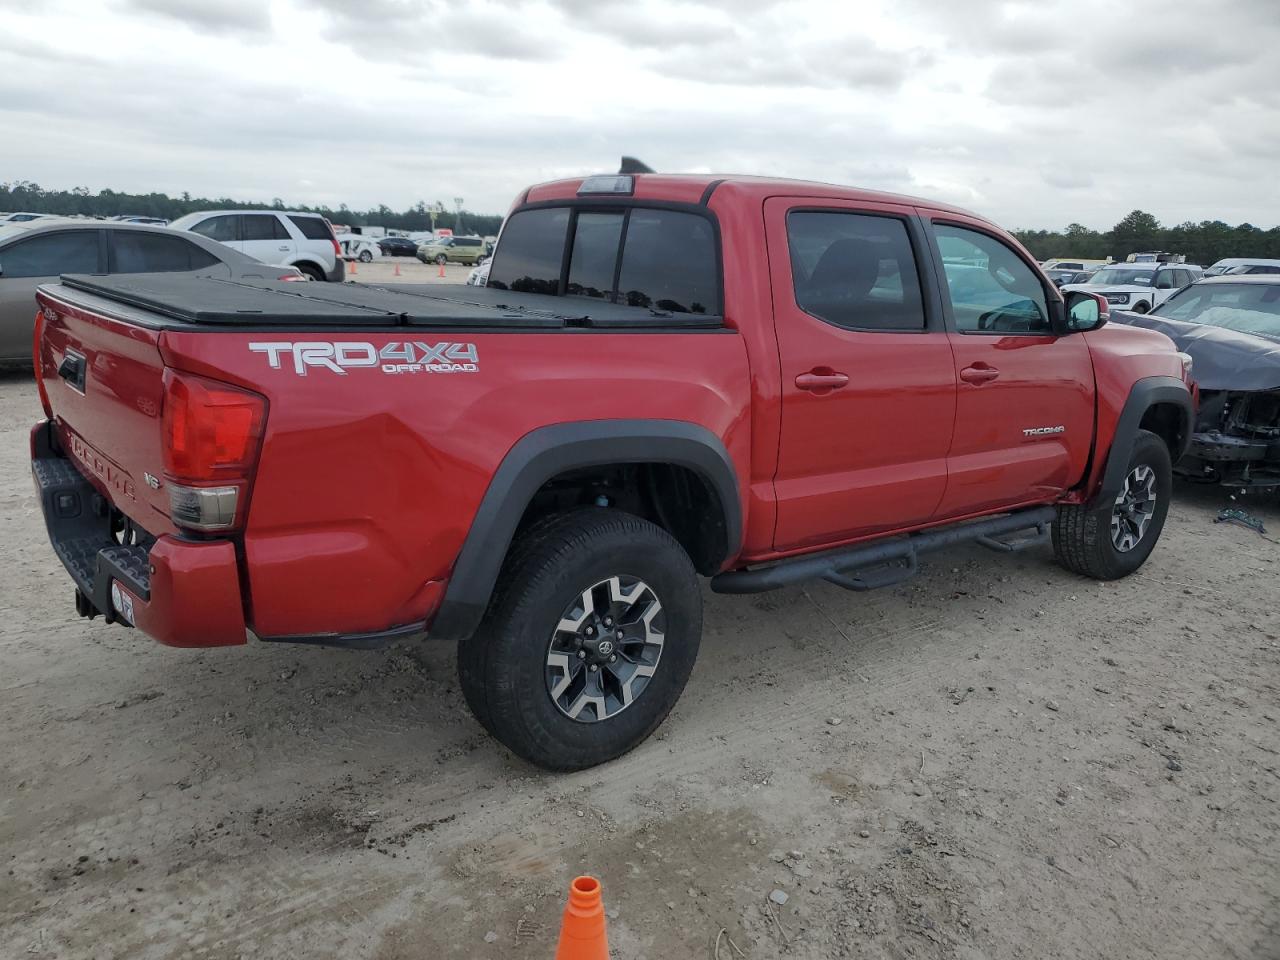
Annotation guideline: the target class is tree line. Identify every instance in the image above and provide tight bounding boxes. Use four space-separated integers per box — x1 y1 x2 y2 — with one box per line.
0 181 505 237
1014 209 1280 268
4 182 1277 265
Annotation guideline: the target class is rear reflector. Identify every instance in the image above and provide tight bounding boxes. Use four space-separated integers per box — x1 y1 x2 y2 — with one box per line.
33 309 52 417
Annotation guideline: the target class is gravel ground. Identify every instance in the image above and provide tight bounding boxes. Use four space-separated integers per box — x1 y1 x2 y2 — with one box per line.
1 366 1277 960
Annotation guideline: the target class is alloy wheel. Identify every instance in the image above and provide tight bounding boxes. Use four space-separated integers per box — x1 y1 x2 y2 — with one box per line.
545 576 665 722
1111 464 1157 552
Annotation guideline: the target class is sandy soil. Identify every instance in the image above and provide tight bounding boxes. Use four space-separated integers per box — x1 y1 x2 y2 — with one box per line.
343 257 475 285
1 366 1277 960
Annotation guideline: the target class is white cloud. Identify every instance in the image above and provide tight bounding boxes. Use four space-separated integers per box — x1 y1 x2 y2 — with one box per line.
0 0 1276 230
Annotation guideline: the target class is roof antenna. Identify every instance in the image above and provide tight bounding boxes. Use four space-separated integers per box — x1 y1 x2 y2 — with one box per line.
619 156 654 174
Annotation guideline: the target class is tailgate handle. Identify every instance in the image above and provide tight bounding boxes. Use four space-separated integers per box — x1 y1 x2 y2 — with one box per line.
58 350 86 392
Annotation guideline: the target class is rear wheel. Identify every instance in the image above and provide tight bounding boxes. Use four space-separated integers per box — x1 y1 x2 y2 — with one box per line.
358 249 373 263
296 262 324 282
457 509 702 770
1053 428 1171 579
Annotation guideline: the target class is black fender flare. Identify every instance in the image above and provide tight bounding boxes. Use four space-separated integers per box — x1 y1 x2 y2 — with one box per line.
429 419 742 642
1094 375 1192 506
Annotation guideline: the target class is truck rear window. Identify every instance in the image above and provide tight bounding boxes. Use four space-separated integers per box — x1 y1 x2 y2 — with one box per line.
489 205 720 315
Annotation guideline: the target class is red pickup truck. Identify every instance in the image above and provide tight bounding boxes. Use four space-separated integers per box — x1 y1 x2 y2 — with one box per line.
31 173 1193 770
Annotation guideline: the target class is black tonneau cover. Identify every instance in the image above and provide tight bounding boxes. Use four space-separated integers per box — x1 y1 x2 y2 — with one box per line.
56 274 724 330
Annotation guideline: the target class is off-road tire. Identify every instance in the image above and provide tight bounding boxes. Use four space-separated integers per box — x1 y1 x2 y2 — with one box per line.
457 509 702 771
1053 428 1171 580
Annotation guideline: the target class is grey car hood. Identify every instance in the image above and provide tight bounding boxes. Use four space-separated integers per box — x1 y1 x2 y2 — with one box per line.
1111 311 1280 391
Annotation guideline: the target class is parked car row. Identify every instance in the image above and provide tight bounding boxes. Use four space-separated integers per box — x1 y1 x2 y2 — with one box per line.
169 210 344 282
0 220 303 361
1111 274 1280 488
1063 262 1204 315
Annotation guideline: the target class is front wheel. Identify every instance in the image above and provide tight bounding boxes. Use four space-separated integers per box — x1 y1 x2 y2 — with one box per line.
358 249 373 263
436 254 448 265
1132 301 1150 314
1052 428 1172 580
458 510 702 770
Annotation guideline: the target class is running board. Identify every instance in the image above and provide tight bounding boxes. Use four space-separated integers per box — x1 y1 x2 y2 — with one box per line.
710 506 1057 595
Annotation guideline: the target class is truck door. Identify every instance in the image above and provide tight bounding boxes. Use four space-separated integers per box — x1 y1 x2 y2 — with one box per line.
766 198 958 551
924 218 1095 517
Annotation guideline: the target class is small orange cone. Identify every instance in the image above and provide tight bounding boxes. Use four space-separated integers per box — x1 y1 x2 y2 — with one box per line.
349 259 357 275
437 261 446 278
393 262 401 277
555 876 608 960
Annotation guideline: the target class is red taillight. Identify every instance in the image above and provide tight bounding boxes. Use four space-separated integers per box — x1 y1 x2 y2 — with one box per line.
325 220 342 259
279 273 306 282
32 310 52 417
161 370 267 531
162 369 267 483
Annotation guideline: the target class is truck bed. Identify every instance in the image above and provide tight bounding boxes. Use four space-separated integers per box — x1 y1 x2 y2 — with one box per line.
57 274 724 330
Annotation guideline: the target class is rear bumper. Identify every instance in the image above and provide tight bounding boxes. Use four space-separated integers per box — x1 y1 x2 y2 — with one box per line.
325 260 346 282
31 420 247 647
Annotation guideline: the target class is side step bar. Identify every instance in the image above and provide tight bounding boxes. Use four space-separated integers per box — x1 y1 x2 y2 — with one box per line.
710 506 1056 595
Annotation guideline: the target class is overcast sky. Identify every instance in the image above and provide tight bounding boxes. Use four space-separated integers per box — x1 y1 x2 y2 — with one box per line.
2 0 1277 229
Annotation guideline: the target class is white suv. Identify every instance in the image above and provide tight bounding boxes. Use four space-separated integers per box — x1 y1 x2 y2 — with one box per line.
1063 262 1202 314
169 210 344 282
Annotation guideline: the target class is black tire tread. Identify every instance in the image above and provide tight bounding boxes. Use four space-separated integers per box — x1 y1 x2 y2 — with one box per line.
458 508 700 770
1052 429 1171 580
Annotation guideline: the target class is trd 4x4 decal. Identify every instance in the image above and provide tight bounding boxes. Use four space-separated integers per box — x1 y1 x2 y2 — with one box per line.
249 341 479 375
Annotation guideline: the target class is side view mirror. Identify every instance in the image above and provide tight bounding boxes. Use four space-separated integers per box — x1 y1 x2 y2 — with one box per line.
1064 290 1108 332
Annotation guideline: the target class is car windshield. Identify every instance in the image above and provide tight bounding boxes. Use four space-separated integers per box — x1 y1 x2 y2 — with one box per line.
1089 268 1154 286
1154 282 1280 338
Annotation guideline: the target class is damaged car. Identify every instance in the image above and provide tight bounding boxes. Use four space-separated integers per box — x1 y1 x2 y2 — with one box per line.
1114 275 1280 488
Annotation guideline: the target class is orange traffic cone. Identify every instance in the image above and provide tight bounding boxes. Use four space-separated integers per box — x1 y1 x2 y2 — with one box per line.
349 259 357 275
437 261 446 278
555 876 608 960
393 262 401 277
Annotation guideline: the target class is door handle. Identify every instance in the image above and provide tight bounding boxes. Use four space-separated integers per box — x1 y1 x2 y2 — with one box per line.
795 369 849 391
960 364 999 385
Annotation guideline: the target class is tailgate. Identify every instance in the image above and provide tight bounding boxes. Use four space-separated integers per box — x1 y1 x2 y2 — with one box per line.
36 285 173 534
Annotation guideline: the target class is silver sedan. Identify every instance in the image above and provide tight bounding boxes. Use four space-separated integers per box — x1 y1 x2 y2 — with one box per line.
0 220 303 361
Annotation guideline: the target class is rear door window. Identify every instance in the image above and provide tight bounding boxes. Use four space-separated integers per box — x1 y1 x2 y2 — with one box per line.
488 207 571 295
190 215 239 242
111 232 221 272
0 231 101 277
786 211 926 330
243 215 289 241
287 215 333 241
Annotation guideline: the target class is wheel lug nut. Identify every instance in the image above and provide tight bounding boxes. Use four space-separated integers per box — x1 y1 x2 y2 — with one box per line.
610 655 617 662
577 650 586 659
589 664 598 672
586 626 594 635
604 617 612 627
615 630 623 640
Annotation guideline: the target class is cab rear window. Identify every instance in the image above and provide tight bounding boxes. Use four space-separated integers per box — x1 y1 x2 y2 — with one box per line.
488 205 720 315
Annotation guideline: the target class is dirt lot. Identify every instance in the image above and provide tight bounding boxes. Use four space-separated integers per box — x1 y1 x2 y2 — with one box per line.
344 257 476 285
2 366 1278 960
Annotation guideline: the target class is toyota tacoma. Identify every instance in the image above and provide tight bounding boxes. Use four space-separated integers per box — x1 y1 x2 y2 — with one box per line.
31 172 1192 770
